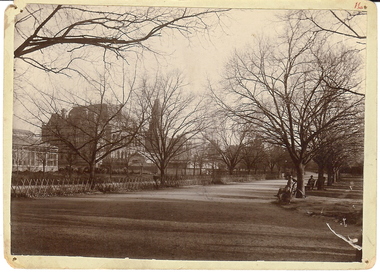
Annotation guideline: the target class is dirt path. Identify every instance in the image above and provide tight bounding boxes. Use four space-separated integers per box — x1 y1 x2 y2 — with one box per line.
10 180 362 262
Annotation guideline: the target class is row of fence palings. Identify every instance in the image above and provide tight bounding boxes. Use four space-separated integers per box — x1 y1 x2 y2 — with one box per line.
11 174 265 198
11 177 156 198
11 176 216 198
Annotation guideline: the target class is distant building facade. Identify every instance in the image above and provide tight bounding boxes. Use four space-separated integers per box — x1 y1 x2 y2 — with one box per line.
42 104 145 171
12 129 58 172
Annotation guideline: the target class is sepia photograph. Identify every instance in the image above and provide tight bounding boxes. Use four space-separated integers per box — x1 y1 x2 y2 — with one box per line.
3 0 377 269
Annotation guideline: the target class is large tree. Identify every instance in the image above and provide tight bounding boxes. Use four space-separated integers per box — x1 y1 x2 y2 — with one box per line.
312 115 364 188
13 4 228 184
284 10 366 41
213 17 364 197
240 133 266 174
22 60 147 185
14 4 228 72
204 119 248 175
264 145 290 176
138 73 208 186
189 140 209 175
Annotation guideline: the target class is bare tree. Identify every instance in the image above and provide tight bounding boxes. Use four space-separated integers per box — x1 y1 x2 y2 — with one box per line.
213 18 364 197
14 4 231 187
138 72 208 186
42 102 145 186
284 10 367 41
241 134 266 174
204 120 247 175
189 140 208 175
14 4 228 72
312 115 364 189
16 61 147 186
62 150 78 178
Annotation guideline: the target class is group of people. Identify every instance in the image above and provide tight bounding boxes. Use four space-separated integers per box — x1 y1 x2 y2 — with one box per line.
276 174 322 203
306 175 326 190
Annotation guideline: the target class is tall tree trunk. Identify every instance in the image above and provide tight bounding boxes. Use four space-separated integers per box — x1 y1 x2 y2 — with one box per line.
42 159 46 177
336 169 341 182
160 162 166 187
89 162 96 189
327 166 334 186
68 161 73 179
125 163 129 176
269 164 275 173
295 163 305 198
333 168 338 184
316 163 325 190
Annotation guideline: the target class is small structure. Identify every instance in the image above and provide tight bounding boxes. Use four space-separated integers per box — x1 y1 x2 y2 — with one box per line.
12 129 58 172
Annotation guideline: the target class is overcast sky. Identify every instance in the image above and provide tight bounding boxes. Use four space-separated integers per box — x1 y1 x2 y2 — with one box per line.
12 6 367 133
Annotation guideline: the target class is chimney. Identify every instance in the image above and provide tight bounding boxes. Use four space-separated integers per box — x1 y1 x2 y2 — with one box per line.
61 108 67 118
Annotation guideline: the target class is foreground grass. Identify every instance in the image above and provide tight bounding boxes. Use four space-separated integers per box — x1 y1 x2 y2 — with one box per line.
10 181 361 262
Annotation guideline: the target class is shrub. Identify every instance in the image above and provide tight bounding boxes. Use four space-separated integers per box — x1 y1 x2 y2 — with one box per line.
265 173 280 180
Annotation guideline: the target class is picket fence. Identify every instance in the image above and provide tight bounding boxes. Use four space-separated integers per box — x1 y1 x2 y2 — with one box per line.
10 176 217 198
11 174 261 198
11 177 158 198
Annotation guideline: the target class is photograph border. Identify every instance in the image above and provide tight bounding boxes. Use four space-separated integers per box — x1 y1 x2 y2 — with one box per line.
3 0 377 269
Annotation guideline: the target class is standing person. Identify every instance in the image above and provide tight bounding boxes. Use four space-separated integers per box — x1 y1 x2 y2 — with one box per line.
286 174 293 188
307 175 316 190
317 176 326 190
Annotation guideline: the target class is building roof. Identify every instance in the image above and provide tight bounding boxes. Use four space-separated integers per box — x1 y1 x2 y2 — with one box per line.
13 129 56 149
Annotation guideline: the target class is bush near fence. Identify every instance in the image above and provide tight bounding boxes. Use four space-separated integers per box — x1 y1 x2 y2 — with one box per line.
163 174 266 187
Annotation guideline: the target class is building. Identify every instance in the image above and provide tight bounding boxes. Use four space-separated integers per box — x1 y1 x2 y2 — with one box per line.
42 104 144 171
12 129 58 172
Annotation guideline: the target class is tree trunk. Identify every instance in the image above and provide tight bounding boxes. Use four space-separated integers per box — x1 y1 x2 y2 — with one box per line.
68 161 73 179
327 166 334 186
125 163 129 176
295 163 305 198
42 159 46 177
89 162 96 189
335 169 340 182
317 163 325 190
269 163 275 173
160 162 166 187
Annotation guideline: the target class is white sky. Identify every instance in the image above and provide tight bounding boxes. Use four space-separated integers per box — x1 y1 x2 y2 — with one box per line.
12 6 366 133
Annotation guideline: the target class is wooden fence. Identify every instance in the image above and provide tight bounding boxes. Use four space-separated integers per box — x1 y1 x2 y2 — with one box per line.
11 177 157 198
11 174 265 198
